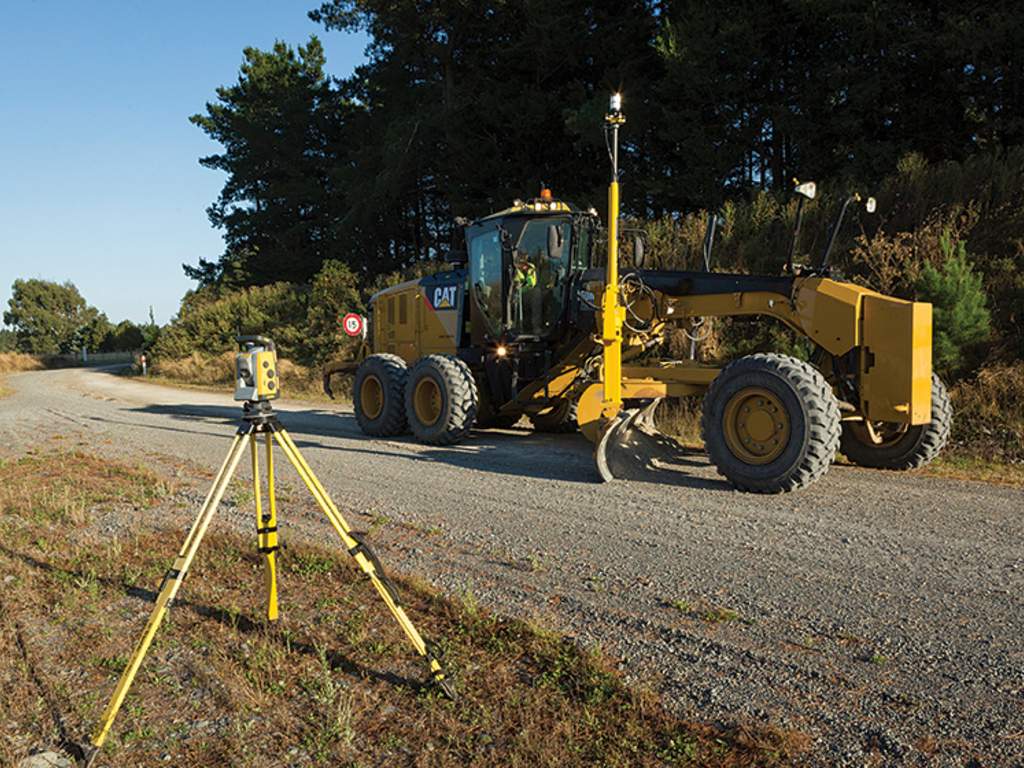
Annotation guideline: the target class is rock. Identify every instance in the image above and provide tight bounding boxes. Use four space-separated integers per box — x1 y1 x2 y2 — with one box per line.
18 752 73 768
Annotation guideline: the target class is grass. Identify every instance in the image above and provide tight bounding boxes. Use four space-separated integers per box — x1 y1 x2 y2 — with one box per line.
667 598 747 626
0 351 45 399
0 451 807 767
139 352 343 403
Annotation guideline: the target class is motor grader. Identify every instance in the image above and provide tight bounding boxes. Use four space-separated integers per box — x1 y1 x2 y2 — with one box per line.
324 95 950 493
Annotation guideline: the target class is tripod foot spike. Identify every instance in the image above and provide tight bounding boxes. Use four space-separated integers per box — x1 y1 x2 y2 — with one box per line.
434 675 457 701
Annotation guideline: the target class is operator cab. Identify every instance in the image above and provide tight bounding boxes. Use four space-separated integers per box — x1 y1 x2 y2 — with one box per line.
463 189 597 349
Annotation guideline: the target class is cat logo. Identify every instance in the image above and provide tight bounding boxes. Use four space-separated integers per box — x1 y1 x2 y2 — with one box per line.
432 285 457 310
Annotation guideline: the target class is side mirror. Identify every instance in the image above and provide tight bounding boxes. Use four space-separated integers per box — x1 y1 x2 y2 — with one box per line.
633 234 646 268
794 180 817 200
447 218 469 264
444 247 467 265
547 224 564 259
865 197 877 214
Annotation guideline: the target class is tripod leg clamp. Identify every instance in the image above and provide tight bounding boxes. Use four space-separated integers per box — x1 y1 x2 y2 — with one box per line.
348 532 404 608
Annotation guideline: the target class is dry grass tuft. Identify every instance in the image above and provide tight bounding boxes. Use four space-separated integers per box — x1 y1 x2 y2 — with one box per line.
948 362 1024 464
0 352 46 398
0 451 806 767
150 353 337 402
0 352 46 374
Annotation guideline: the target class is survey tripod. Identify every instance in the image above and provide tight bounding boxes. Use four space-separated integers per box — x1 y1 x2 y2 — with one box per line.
83 337 453 767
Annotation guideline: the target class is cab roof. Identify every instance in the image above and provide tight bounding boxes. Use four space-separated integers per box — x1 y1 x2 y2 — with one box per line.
474 197 593 224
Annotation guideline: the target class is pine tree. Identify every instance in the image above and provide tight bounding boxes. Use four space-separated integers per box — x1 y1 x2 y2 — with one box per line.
915 232 991 377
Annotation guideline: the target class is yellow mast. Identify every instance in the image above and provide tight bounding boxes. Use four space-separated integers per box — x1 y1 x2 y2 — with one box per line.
601 93 626 421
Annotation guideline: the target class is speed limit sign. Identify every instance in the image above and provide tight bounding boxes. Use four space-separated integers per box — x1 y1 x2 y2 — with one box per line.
340 312 365 337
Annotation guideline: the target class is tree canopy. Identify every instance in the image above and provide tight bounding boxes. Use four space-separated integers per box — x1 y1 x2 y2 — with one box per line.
188 2 1024 288
3 279 148 355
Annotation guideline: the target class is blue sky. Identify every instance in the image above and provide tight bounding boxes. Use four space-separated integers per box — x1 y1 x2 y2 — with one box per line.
0 2 367 326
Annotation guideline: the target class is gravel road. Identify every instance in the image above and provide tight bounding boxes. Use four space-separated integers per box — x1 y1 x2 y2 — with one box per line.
1 367 1021 766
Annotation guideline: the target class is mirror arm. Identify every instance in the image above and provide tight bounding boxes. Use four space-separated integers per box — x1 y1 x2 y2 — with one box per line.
702 212 721 272
818 195 856 273
787 196 806 274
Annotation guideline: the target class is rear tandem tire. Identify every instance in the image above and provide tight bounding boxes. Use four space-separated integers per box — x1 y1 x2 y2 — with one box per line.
353 354 408 436
701 353 841 493
839 373 951 470
405 355 479 445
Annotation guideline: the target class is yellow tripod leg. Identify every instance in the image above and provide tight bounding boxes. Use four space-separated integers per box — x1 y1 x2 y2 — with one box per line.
85 432 250 765
253 433 280 621
271 428 454 698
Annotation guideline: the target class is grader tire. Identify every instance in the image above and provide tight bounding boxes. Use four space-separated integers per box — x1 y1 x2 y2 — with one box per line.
529 398 578 433
354 354 408 437
840 373 951 470
702 353 840 493
405 355 479 445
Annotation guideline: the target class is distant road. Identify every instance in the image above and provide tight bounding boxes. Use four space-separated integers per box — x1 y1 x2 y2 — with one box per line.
1 367 1021 766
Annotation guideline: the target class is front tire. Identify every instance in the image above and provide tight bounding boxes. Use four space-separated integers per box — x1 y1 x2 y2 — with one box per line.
840 373 951 469
354 354 408 436
529 398 578 433
702 353 841 493
405 355 479 445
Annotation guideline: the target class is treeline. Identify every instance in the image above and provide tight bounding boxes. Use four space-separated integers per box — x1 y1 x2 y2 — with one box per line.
1 279 157 355
158 147 1014 379
187 2 1024 291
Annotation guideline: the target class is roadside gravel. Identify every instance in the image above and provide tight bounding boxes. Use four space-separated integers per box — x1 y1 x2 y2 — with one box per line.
1 367 1020 766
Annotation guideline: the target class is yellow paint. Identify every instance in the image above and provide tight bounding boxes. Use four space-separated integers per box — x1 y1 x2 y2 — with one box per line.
861 295 932 424
371 281 458 362
794 277 874 354
262 434 279 621
600 180 625 420
722 387 790 464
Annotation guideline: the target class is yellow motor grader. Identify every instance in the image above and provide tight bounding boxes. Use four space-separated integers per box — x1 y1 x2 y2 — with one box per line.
325 95 950 493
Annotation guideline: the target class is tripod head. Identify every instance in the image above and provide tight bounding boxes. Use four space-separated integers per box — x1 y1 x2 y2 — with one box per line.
235 335 280 402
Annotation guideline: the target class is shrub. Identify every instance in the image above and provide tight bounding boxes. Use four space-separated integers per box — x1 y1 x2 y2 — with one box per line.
305 260 365 363
915 233 991 378
152 282 308 362
949 364 1024 463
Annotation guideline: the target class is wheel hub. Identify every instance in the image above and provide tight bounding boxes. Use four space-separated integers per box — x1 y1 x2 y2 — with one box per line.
360 375 384 420
723 387 790 464
413 378 442 426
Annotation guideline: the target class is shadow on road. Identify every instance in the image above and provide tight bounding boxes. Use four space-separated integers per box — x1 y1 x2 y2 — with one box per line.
111 402 731 490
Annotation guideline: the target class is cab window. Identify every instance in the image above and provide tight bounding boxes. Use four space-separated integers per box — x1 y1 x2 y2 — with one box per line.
467 224 503 337
511 217 572 337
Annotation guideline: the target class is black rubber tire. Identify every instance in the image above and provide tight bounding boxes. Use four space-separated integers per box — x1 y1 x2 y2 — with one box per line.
702 353 841 493
353 354 408 436
529 398 578 433
405 355 479 445
840 373 951 469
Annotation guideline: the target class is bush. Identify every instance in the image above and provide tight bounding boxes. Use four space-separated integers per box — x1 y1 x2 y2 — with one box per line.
305 260 365 364
152 282 309 362
915 233 991 378
949 364 1024 463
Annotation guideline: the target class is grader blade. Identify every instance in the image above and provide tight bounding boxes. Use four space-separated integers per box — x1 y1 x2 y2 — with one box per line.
595 400 691 482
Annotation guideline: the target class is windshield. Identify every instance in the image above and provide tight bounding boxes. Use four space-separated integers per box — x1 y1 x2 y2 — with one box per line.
511 217 572 337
